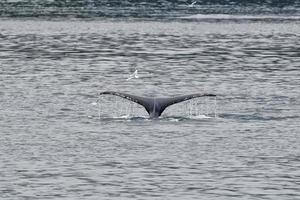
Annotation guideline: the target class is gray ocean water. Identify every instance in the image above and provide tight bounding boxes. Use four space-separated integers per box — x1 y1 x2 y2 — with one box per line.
1 12 300 200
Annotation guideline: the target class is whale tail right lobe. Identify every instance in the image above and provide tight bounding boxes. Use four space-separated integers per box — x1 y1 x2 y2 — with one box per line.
99 91 216 118
156 93 217 117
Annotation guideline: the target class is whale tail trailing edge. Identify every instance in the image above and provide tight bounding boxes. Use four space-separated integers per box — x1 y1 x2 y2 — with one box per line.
99 91 153 114
99 91 216 118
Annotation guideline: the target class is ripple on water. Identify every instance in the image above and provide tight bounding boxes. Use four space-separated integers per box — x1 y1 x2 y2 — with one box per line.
0 19 299 199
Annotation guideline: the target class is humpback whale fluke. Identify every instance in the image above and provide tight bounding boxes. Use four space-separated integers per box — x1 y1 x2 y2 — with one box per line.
99 91 216 118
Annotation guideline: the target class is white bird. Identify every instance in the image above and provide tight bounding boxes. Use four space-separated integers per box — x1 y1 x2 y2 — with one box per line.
188 1 197 7
126 69 139 81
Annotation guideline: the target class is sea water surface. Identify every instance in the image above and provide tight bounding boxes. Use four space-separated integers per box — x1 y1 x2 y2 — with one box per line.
1 10 300 200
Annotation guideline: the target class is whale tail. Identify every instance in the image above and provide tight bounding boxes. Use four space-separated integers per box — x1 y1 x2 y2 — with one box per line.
99 91 216 118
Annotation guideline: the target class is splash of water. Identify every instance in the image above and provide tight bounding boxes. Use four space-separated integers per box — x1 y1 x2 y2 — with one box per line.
94 95 218 120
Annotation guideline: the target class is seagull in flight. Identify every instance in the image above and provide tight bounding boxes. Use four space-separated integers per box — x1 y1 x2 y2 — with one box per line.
126 69 139 81
188 1 197 7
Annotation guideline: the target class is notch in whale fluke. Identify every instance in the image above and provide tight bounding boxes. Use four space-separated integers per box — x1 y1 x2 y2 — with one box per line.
99 91 216 118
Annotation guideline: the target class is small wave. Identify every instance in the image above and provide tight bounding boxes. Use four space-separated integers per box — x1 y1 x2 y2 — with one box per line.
179 14 300 20
96 114 216 122
161 115 216 122
190 114 213 119
220 113 300 122
97 115 149 122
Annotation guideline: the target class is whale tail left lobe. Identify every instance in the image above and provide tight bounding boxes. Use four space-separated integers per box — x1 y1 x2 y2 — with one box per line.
99 91 153 115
